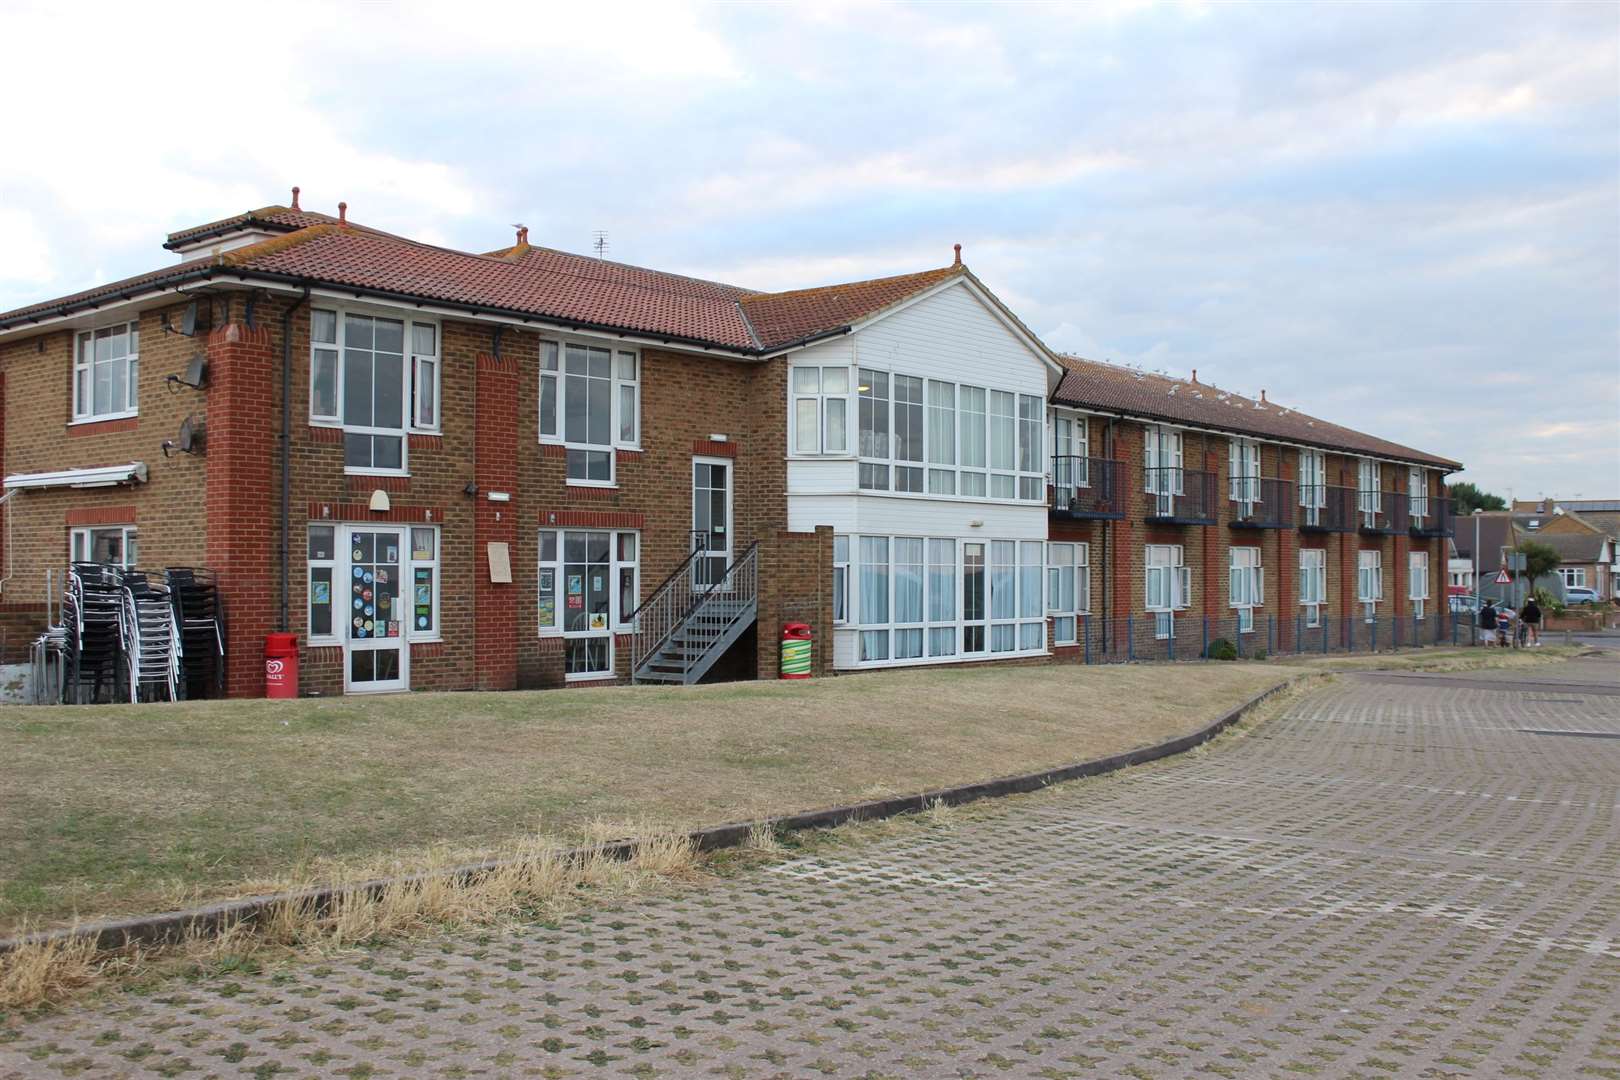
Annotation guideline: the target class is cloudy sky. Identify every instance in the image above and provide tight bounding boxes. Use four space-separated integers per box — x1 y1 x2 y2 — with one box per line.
2 0 1615 497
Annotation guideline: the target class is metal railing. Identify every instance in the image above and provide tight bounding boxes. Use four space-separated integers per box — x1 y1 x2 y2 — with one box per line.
626 538 709 676
1408 495 1454 537
1356 490 1409 534
1143 466 1218 524
1070 610 1459 664
1297 484 1355 532
1228 476 1295 529
1050 456 1124 519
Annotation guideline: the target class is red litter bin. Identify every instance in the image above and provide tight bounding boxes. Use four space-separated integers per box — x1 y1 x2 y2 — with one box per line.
780 623 812 679
264 632 299 699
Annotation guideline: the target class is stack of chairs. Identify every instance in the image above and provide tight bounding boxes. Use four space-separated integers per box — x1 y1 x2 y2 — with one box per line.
166 567 224 700
64 563 125 704
120 570 181 702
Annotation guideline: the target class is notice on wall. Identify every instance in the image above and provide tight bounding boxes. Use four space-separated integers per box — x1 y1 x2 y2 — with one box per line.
486 542 512 583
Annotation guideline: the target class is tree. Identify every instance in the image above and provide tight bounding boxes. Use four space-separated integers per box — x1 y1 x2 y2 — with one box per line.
1517 539 1561 597
1449 481 1507 514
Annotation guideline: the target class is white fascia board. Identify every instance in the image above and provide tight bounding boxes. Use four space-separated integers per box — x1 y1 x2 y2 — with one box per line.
5 462 149 490
841 273 1066 379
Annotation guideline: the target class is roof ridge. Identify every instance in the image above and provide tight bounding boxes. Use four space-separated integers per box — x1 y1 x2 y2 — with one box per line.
743 264 958 305
523 245 760 296
220 223 341 266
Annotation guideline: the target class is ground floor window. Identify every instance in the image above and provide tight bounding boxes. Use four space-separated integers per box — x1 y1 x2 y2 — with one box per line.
308 524 439 647
852 534 1043 665
833 535 850 624
1229 545 1263 634
1047 542 1091 645
1409 550 1429 619
1145 544 1190 639
1300 548 1326 628
538 528 639 679
1358 549 1382 622
1557 567 1587 590
70 525 137 567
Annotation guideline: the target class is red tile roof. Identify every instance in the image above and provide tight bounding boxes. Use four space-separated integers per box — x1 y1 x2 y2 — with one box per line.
163 205 342 249
1054 354 1460 469
740 266 963 349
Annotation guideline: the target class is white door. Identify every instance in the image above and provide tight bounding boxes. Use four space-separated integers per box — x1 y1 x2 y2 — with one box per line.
693 457 732 590
344 526 409 693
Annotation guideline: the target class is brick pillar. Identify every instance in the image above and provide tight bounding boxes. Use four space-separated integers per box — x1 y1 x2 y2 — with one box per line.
474 353 518 690
204 323 276 697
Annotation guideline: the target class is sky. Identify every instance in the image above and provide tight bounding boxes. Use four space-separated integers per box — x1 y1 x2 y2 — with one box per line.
1 0 1615 498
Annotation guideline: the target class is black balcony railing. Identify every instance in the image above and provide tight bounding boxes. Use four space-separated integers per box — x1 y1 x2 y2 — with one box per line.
1298 485 1355 532
1143 466 1217 525
1050 456 1125 520
1408 494 1454 538
1355 489 1409 534
1228 476 1295 529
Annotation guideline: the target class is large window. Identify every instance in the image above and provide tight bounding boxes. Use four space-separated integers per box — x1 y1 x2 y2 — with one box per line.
1229 438 1261 507
307 524 439 645
1357 458 1381 522
1145 544 1190 639
538 529 639 678
1558 567 1587 590
538 341 640 485
791 366 850 455
310 309 439 474
1409 466 1428 521
856 368 1041 501
1300 548 1326 628
851 535 1042 665
1047 542 1091 645
1299 448 1327 524
73 322 139 421
1229 545 1263 634
1144 426 1184 498
1357 549 1382 621
1408 550 1429 619
1052 412 1089 494
70 525 137 567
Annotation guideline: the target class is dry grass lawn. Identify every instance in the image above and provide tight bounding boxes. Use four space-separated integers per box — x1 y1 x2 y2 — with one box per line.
1 662 1288 935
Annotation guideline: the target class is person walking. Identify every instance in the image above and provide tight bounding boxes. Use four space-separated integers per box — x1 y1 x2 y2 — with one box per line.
1522 595 1542 646
1478 599 1497 647
1497 603 1516 648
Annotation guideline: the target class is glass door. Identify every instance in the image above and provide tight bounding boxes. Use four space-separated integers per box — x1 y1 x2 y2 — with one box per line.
345 527 408 693
962 542 987 655
563 530 614 678
693 458 732 591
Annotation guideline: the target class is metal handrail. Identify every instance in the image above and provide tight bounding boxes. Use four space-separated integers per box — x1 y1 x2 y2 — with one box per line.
626 538 708 675
1144 466 1217 522
630 541 760 681
1051 456 1123 517
1228 475 1295 527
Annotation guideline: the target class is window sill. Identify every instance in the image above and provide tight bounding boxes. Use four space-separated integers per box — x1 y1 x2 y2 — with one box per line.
67 414 139 436
565 672 618 684
69 411 139 427
844 648 1049 670
565 480 618 490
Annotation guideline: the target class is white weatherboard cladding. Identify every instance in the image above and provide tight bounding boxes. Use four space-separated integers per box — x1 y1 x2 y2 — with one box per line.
788 494 1046 540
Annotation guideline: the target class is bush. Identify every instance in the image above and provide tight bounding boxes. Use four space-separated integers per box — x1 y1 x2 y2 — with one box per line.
1250 648 1268 662
1205 638 1237 661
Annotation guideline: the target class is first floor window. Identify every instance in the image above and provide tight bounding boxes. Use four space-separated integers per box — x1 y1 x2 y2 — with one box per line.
538 529 639 677
1409 550 1429 619
1358 459 1381 522
1409 466 1428 521
1300 548 1327 628
1358 549 1382 620
310 309 440 474
1229 546 1263 634
792 366 850 454
1047 541 1091 645
74 322 139 420
539 341 641 484
70 525 137 567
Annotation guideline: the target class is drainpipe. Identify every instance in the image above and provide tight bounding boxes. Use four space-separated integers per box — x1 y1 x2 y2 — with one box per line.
279 286 311 632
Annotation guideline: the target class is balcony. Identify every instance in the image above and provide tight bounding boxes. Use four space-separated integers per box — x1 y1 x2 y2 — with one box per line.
1298 485 1355 532
1050 456 1125 520
1355 489 1409 535
1228 476 1295 529
1143 467 1218 525
1408 495 1454 538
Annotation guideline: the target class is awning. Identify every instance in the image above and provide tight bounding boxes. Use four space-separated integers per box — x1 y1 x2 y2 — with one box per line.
3 462 148 490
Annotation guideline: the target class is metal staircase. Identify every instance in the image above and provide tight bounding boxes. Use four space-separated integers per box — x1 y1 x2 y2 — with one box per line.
630 541 758 685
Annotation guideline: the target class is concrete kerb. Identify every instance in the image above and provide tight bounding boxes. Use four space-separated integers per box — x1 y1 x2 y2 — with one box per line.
0 676 1303 958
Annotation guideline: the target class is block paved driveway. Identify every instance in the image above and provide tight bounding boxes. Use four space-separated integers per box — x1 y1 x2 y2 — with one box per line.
4 656 1618 1079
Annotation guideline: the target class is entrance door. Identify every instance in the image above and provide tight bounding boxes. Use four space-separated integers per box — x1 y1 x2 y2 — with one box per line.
345 526 409 693
693 457 732 590
563 530 614 679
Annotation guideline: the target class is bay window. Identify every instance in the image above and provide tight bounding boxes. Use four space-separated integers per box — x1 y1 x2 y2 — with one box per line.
1047 542 1090 645
310 309 439 474
1300 548 1326 628
791 366 850 454
1409 550 1429 619
855 371 1041 501
1229 546 1263 634
74 322 139 421
538 340 641 485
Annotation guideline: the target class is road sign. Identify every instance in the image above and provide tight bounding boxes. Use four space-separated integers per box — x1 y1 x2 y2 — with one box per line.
1494 568 1512 585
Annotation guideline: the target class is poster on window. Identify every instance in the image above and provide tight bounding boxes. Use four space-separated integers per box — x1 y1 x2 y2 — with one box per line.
538 570 555 625
589 613 607 630
566 573 584 610
313 581 330 604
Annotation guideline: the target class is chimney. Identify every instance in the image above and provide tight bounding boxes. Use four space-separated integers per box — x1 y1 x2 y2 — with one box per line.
515 224 529 246
1191 369 1197 384
290 186 301 211
1260 389 1267 403
338 201 348 228
953 243 962 266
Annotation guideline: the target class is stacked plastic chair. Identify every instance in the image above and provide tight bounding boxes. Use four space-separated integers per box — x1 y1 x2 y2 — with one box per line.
166 567 225 700
64 563 126 704
120 570 180 702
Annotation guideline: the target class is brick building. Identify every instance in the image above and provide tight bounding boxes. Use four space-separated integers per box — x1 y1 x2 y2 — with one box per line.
0 195 1460 697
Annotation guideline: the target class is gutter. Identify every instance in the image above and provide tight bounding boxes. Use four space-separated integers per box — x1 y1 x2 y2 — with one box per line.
279 285 312 632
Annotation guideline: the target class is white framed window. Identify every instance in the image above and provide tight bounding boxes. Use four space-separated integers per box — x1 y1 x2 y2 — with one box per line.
1558 567 1587 589
1408 466 1428 521
306 524 440 646
852 534 1038 665
70 525 137 567
1144 425 1184 496
1229 438 1261 507
73 322 139 421
833 535 850 624
855 370 1041 502
1408 550 1429 620
538 341 641 485
1047 541 1091 645
1146 544 1190 639
1300 548 1327 628
1357 458 1381 522
411 324 440 432
791 366 851 455
1052 412 1089 492
1299 448 1327 524
310 308 436 475
538 529 639 679
1358 549 1382 620
1229 546 1263 634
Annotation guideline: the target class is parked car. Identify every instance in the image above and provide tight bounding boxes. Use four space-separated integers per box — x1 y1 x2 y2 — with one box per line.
1564 586 1600 605
1449 594 1481 615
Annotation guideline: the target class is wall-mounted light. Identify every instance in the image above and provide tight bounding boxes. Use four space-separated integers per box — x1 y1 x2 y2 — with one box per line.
486 491 511 503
